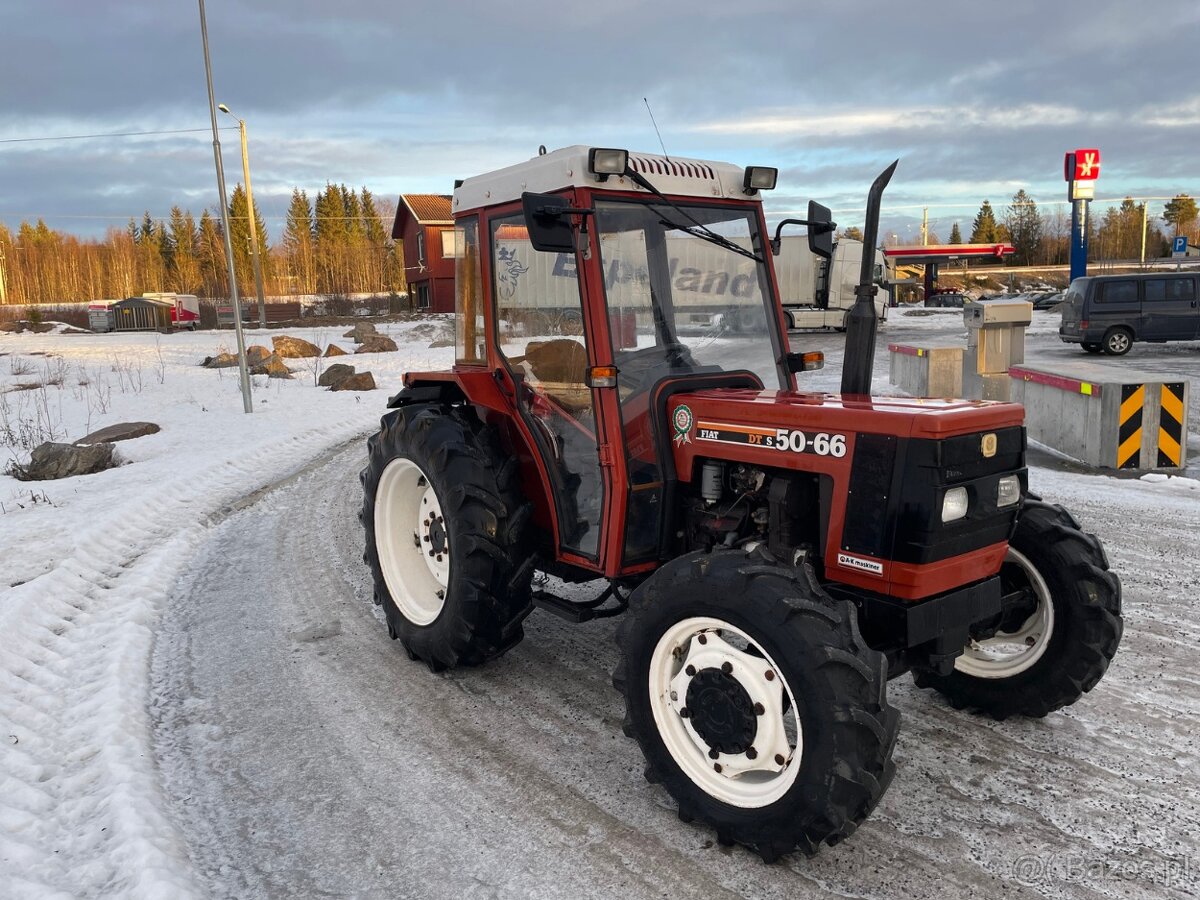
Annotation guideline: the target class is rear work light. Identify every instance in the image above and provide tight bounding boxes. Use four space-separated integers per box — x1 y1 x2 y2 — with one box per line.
589 148 629 181
743 166 778 194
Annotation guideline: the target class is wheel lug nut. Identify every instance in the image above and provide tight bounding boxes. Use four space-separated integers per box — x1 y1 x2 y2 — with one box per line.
753 702 765 716
436 590 445 599
423 535 431 542
1025 636 1037 647
721 661 732 674
765 670 775 681
774 754 786 766
670 690 678 701
697 634 708 645
685 665 696 676
679 707 690 718
708 748 719 760
713 763 722 773
746 747 758 760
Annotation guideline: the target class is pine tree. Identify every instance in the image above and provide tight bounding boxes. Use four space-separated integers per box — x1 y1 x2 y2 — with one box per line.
168 206 201 292
1163 195 1198 237
197 210 228 298
949 222 962 244
1005 190 1042 266
970 201 999 243
283 189 316 294
361 187 388 293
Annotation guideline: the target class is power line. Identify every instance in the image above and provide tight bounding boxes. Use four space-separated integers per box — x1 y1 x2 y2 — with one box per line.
0 126 236 145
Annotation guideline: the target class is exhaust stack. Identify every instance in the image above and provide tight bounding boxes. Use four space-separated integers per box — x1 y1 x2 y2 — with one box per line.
840 160 898 397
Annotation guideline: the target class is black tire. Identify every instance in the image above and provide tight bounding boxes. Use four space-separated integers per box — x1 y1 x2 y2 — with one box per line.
1082 342 1103 354
913 500 1122 719
1102 327 1133 356
360 403 533 671
612 547 898 862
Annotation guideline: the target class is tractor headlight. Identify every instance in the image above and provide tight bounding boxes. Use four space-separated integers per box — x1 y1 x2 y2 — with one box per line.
997 475 1021 507
743 166 778 193
941 487 969 523
588 148 628 179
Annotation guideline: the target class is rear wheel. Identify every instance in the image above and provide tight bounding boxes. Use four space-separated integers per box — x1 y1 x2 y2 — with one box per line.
1102 327 1133 355
361 404 533 670
913 500 1122 718
613 548 898 861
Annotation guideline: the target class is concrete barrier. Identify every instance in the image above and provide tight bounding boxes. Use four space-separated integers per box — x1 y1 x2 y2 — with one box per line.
888 344 963 397
1009 362 1190 471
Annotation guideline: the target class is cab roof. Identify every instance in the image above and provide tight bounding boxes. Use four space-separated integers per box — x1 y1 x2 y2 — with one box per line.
451 145 754 215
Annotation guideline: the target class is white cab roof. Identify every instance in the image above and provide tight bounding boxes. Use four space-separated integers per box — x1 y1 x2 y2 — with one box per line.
452 145 754 214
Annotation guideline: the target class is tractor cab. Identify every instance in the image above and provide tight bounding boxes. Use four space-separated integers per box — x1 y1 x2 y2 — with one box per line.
444 146 804 575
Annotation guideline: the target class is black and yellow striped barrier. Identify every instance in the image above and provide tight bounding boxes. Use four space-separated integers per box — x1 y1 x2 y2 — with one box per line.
1158 382 1185 468
1010 365 1190 472
1118 384 1145 469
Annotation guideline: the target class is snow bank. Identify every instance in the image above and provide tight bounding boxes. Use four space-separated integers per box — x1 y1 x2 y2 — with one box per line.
0 320 452 897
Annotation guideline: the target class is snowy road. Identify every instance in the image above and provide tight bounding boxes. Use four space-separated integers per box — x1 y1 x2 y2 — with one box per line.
154 442 1200 900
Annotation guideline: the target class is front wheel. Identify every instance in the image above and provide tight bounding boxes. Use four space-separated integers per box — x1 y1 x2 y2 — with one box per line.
913 500 1122 718
613 548 898 861
361 404 533 670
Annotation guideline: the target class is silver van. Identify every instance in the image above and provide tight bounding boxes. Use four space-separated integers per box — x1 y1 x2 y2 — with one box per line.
1059 272 1200 355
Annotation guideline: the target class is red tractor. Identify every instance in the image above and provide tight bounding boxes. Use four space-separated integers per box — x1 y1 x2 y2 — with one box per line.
361 146 1122 861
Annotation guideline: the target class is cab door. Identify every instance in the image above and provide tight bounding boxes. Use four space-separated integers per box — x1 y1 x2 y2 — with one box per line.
488 207 613 564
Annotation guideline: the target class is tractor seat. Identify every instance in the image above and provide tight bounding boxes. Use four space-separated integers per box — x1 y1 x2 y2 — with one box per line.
513 338 591 413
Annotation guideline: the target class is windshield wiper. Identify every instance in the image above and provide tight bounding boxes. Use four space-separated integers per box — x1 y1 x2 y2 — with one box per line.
658 217 762 263
621 165 764 263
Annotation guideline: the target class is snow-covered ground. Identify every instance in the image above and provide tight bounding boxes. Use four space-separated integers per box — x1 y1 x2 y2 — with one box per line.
1 312 1197 898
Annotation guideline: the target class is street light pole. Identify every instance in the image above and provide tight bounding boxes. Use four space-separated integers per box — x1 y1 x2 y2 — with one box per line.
198 0 252 413
219 104 267 328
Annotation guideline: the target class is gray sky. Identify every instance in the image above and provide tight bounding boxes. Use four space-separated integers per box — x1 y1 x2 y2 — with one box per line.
3 0 1198 242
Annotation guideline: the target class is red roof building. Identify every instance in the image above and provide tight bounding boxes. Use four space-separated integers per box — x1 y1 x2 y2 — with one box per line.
392 194 455 312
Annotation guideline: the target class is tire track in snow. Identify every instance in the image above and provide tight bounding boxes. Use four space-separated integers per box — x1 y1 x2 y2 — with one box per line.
0 423 372 898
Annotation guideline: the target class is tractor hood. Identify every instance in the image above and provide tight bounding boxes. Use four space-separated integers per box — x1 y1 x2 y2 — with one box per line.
667 388 1024 451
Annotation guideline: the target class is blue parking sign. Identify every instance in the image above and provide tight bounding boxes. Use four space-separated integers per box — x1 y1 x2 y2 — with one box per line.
1173 235 1188 256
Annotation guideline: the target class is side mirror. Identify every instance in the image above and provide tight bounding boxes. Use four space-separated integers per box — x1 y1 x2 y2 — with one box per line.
807 200 834 259
521 192 577 253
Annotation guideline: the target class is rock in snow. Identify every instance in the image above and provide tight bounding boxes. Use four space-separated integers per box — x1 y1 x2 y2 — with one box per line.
74 422 161 445
14 441 117 480
317 363 356 387
271 335 322 359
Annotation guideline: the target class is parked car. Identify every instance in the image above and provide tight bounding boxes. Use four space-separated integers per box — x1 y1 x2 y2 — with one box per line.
1059 272 1200 355
1031 291 1064 311
925 290 967 308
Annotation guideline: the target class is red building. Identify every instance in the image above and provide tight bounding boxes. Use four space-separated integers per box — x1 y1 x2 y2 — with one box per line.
391 194 455 312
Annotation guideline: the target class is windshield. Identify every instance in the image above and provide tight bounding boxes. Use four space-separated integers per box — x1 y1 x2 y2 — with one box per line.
592 199 786 390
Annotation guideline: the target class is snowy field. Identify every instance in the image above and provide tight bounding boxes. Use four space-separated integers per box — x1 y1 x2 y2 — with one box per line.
1 311 1198 898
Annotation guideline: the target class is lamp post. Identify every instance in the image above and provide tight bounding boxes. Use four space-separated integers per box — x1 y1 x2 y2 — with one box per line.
218 103 267 328
198 0 252 413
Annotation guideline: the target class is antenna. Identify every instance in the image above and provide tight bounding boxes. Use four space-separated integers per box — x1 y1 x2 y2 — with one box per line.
643 98 670 161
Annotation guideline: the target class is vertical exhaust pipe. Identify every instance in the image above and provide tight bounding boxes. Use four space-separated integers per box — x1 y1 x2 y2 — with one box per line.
840 160 899 397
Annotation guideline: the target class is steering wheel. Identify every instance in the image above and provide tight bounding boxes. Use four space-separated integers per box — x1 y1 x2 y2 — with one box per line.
615 342 698 398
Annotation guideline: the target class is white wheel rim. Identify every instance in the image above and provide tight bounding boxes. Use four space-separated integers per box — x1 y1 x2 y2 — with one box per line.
1109 333 1129 352
373 457 449 626
648 617 802 808
955 547 1054 679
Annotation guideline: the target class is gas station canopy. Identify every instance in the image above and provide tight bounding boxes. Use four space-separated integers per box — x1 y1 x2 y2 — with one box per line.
883 243 1015 265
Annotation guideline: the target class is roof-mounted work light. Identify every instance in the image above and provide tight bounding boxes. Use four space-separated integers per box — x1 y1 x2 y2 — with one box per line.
589 148 629 181
743 166 778 194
